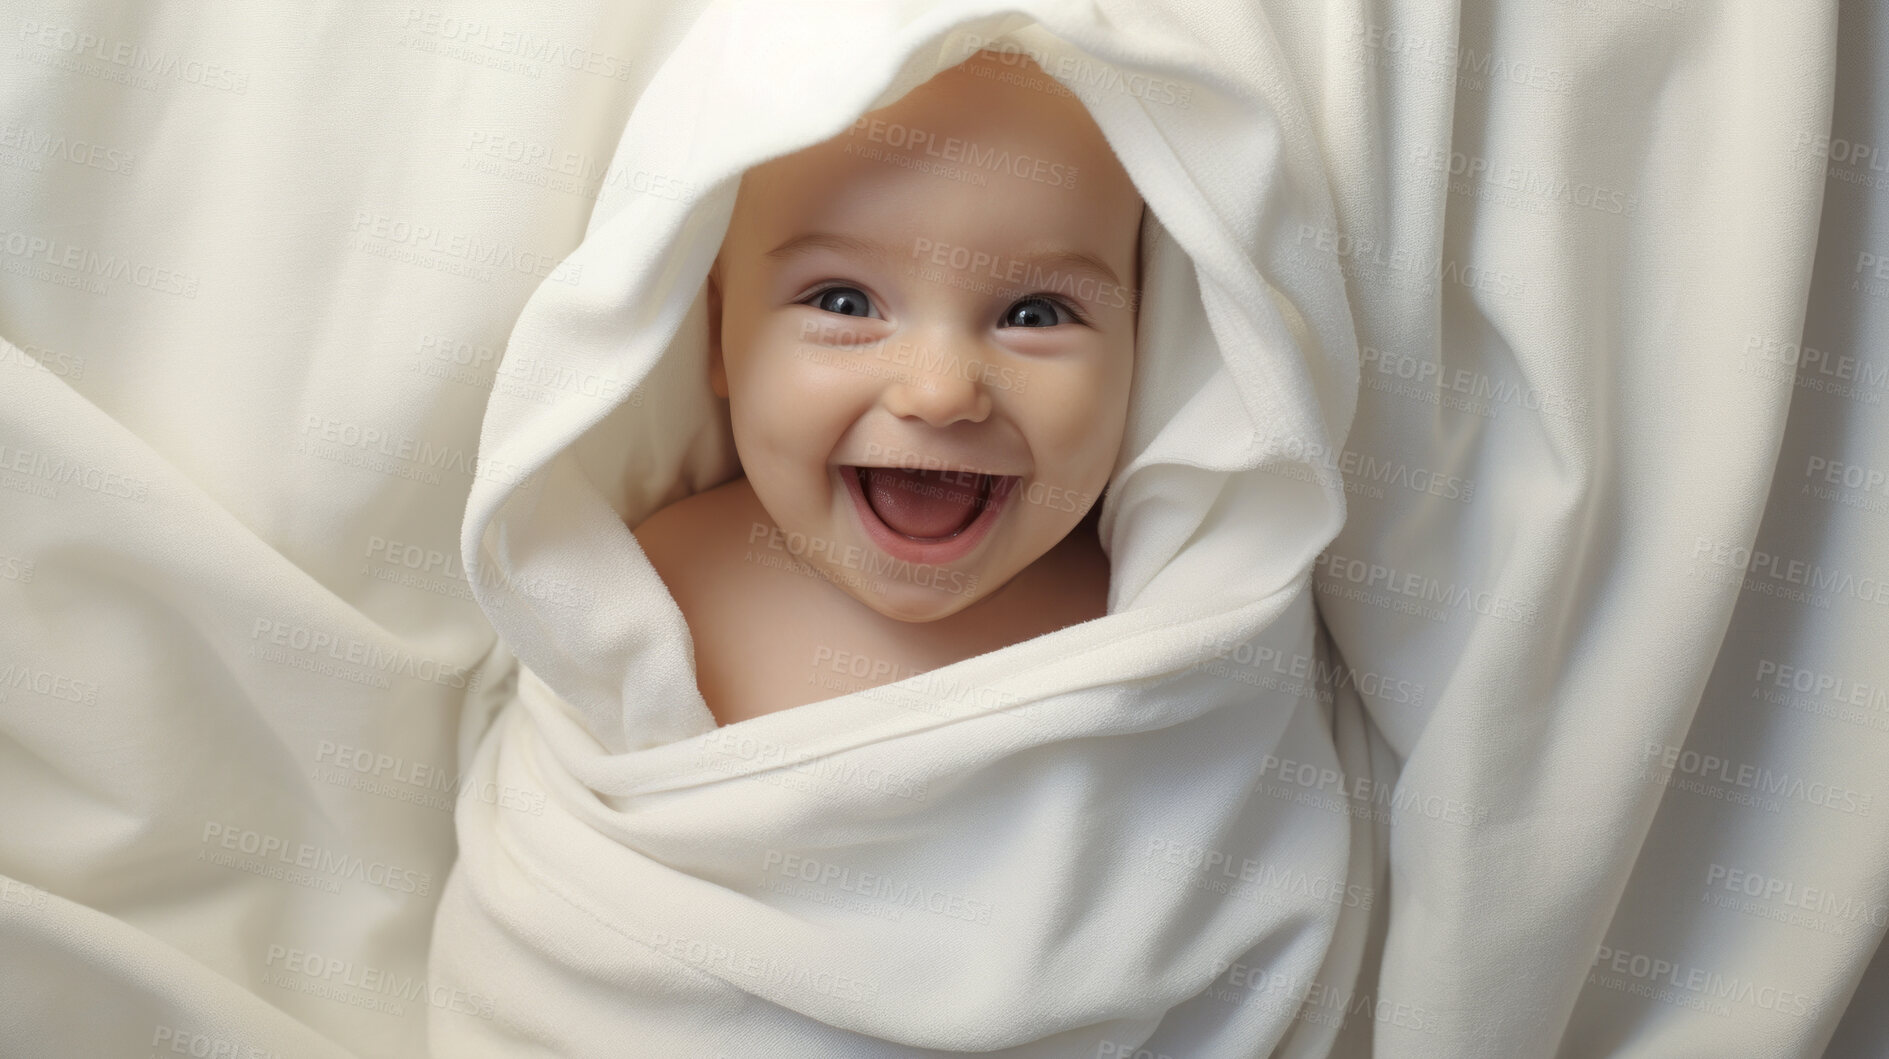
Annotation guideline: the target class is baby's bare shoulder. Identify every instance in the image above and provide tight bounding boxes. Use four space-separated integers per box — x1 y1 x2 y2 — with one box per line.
638 475 754 535
631 476 774 602
633 481 730 584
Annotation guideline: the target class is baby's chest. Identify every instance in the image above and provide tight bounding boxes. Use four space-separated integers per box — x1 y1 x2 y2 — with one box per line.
682 572 930 726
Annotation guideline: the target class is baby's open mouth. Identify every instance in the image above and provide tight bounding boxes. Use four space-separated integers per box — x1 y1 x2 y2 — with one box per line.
845 465 1012 540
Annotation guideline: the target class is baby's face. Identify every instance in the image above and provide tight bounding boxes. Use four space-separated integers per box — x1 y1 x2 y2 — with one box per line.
708 49 1143 622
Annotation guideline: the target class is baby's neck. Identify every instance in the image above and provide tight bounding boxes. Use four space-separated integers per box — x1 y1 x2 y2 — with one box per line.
651 475 1111 727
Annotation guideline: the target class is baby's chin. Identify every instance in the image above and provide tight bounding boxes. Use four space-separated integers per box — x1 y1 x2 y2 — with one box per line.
837 574 994 624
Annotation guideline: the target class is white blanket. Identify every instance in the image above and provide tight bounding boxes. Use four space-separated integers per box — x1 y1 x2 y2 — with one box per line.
431 2 1370 1054
2 0 1884 1056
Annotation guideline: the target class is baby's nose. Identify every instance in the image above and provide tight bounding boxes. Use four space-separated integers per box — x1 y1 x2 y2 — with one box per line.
881 331 993 427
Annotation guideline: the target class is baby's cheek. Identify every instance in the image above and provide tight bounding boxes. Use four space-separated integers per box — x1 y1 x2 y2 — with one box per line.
1030 370 1114 451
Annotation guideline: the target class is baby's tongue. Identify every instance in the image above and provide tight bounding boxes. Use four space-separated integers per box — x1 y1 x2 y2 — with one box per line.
862 467 982 538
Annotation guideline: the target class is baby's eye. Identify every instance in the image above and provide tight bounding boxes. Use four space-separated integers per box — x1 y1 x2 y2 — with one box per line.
807 286 877 318
1000 296 1083 328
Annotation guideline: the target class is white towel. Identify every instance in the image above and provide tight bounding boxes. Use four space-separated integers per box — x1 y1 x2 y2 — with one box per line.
429 1 1373 1054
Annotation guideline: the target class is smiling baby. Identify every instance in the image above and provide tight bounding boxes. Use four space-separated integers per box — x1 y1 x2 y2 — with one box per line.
632 47 1146 727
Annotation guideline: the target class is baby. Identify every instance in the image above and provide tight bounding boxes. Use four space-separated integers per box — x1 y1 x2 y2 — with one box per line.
634 47 1146 727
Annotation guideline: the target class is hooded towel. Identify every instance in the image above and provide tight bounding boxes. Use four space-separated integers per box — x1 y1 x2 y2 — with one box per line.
428 1 1379 1054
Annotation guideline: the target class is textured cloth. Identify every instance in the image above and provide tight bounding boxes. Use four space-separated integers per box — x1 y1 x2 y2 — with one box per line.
0 0 1883 1056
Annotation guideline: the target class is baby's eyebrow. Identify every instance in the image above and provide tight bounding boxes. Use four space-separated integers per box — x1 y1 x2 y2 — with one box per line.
767 231 890 262
766 231 1122 291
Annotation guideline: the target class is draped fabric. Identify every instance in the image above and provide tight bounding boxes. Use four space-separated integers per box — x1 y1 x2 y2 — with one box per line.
0 1 1880 1056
